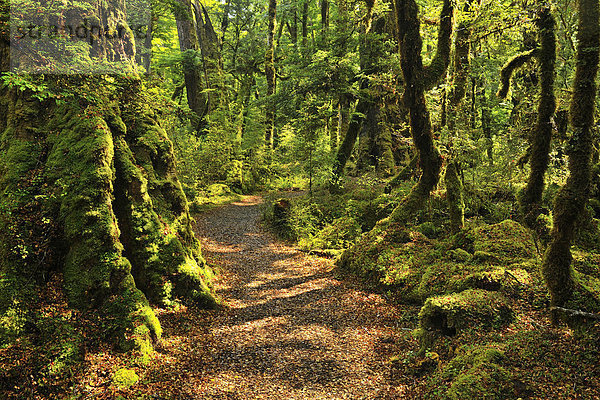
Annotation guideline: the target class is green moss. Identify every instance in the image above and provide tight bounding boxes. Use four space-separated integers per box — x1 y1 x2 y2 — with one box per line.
419 289 513 336
112 368 139 388
442 346 505 380
0 79 217 361
472 220 536 263
448 248 471 262
416 222 439 239
567 268 600 312
472 251 501 264
445 162 465 232
418 263 515 299
423 345 518 400
447 361 513 399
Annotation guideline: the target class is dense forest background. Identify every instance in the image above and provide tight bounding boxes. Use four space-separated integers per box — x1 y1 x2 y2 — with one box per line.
1 0 600 397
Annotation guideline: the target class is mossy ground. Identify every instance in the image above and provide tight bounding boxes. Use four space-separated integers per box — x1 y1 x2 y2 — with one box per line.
263 181 600 399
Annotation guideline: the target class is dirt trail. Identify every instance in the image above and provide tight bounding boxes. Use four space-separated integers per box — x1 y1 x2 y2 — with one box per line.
157 195 409 399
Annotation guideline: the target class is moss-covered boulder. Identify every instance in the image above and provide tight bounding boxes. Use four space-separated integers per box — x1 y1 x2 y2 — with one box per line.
417 263 530 300
472 220 537 263
441 346 518 400
418 289 513 336
338 221 436 301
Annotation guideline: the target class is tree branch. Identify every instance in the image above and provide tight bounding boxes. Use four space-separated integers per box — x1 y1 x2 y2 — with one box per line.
497 48 539 99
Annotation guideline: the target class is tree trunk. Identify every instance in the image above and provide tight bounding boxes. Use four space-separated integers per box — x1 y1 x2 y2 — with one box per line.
443 0 473 232
290 5 298 44
174 0 208 133
337 94 351 144
0 77 217 355
519 6 556 233
193 0 226 111
321 0 329 41
481 87 493 165
331 98 370 186
541 0 599 312
302 0 309 47
387 0 453 222
265 0 278 149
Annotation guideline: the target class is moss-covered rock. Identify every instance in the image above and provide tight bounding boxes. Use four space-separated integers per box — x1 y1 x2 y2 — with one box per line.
472 220 537 263
418 289 513 336
338 221 437 301
112 368 139 388
417 263 522 299
448 248 471 262
442 346 517 400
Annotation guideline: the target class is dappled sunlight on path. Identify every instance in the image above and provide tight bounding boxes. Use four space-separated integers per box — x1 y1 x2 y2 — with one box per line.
153 195 411 399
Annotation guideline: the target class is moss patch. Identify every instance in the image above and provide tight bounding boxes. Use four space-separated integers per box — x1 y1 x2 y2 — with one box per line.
112 368 139 388
419 289 514 336
442 346 517 400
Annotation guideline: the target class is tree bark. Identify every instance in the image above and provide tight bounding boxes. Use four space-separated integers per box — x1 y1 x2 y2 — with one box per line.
302 0 309 47
0 77 217 355
174 0 208 133
519 6 556 234
331 98 370 186
321 0 329 41
443 0 473 232
265 0 278 149
387 0 453 222
541 0 599 312
193 0 225 111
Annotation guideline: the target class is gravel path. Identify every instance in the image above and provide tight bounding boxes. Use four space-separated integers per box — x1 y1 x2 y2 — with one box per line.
157 195 408 399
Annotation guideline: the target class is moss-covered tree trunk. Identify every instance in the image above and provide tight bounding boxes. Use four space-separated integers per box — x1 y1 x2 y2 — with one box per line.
265 0 277 149
443 1 472 232
0 0 216 356
481 87 493 165
355 15 395 176
541 0 599 311
302 0 309 47
331 11 397 183
0 79 216 355
519 6 556 234
174 0 209 133
329 2 376 186
193 0 226 112
321 0 330 40
331 97 370 186
387 0 453 222
337 94 351 145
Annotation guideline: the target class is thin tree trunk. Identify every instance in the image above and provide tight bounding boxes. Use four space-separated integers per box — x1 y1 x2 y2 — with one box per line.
290 5 298 44
174 0 208 133
387 0 453 222
520 6 556 233
321 0 329 41
481 87 493 165
302 0 309 47
541 0 599 312
331 99 370 186
265 0 278 149
444 0 472 232
337 94 350 144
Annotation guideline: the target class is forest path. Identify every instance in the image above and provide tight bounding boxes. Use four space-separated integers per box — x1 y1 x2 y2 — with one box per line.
155 195 408 399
